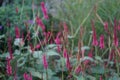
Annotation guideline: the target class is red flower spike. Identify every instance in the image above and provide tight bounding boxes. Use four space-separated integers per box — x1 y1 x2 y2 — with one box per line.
36 16 46 31
40 2 49 19
23 73 32 80
99 76 103 80
99 35 105 49
91 20 98 46
15 26 20 38
55 37 61 45
63 48 67 58
113 19 118 47
75 65 81 74
42 54 48 69
7 37 13 59
66 54 71 70
27 31 31 41
55 32 61 44
109 49 115 61
6 57 12 75
57 45 61 53
88 50 93 58
35 43 41 49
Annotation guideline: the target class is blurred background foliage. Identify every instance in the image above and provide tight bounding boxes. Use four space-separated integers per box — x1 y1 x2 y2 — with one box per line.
54 0 120 45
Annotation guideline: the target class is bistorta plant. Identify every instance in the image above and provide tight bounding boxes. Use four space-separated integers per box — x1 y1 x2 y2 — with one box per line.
0 0 120 80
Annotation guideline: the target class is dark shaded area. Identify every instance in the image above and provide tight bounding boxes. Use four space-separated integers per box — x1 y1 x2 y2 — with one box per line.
0 0 3 6
0 0 13 6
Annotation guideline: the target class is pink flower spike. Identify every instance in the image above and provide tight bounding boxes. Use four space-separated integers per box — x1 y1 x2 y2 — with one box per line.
42 54 48 69
109 49 115 61
75 65 81 74
7 37 13 59
91 20 98 46
55 37 61 44
55 32 61 45
66 54 71 70
6 57 12 75
63 48 67 58
40 2 49 19
23 73 32 80
36 16 46 31
99 76 103 80
35 43 41 49
103 22 108 32
57 45 61 53
15 26 20 38
113 19 118 47
99 35 105 49
56 32 61 38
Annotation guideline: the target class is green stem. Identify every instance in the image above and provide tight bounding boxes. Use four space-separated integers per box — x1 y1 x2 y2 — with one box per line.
101 48 109 58
95 46 97 57
88 33 92 46
20 0 25 21
46 69 48 80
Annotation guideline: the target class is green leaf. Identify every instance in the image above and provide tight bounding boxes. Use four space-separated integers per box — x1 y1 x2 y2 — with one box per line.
108 73 120 80
0 52 9 58
0 35 5 39
17 57 26 67
73 74 85 80
80 56 94 63
14 50 21 55
67 35 74 39
95 56 103 62
33 51 43 58
46 50 60 57
28 68 42 79
81 46 90 50
45 44 57 49
91 65 105 74
50 76 60 80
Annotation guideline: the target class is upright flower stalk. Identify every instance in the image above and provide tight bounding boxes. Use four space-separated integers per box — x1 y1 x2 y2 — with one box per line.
42 54 48 69
63 48 68 58
7 37 13 59
99 35 105 49
40 2 49 19
36 16 46 32
113 19 118 47
99 76 103 80
15 26 20 38
64 53 71 71
55 32 62 52
91 20 98 46
6 57 12 76
75 65 81 74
